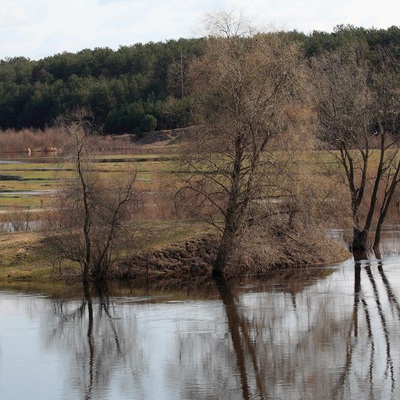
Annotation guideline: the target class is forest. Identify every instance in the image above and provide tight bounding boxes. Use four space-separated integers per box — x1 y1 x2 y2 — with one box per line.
0 24 399 134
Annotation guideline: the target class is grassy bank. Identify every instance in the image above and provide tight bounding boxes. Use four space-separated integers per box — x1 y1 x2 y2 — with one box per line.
0 231 55 289
0 226 340 299
0 220 214 290
0 220 350 298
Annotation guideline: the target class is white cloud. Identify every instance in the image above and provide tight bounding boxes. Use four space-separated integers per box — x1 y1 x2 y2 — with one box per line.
0 0 398 60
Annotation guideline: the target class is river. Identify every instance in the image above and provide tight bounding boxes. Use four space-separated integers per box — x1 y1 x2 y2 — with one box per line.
1 230 400 399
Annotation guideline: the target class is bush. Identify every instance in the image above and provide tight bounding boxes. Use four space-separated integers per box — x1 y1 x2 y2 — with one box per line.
140 114 157 132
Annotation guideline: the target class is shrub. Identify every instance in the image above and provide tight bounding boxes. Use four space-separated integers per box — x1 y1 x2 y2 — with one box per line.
140 114 157 132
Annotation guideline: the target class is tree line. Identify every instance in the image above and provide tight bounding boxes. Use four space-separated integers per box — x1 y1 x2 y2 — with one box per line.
0 38 204 133
0 24 400 134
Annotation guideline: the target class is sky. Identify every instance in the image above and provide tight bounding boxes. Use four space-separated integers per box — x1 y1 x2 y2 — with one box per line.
0 0 398 60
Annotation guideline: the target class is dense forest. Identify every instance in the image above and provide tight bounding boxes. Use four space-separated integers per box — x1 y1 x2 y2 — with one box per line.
0 25 399 134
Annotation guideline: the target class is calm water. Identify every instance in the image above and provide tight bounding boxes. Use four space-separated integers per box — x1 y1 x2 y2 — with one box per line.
2 232 400 399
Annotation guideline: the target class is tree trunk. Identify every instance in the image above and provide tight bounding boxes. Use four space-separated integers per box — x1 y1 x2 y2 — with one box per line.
213 227 235 275
373 222 383 258
352 228 368 252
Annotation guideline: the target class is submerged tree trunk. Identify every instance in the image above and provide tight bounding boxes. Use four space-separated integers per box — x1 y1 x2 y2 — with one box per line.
373 219 384 257
312 45 400 260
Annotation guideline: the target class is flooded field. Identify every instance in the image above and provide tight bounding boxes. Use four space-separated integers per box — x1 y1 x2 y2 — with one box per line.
0 150 175 210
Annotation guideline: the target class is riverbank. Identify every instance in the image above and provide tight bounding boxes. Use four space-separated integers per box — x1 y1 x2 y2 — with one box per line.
113 231 350 279
0 223 350 295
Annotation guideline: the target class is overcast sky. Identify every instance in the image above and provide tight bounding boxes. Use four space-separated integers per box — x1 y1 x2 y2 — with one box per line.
0 0 398 60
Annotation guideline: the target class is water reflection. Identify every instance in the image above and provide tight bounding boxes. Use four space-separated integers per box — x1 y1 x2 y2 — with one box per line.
2 259 400 399
44 284 139 400
338 258 400 400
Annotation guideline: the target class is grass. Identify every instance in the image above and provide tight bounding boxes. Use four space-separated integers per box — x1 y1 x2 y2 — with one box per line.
0 231 54 280
0 219 212 297
0 197 44 209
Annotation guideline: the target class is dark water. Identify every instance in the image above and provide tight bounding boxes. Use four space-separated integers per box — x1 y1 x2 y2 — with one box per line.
2 233 400 399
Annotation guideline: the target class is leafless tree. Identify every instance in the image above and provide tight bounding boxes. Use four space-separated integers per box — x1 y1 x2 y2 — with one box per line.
46 109 138 283
311 44 400 254
181 12 315 275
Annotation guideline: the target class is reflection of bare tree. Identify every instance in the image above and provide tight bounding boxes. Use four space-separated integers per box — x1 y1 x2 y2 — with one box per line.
84 284 94 400
170 261 400 399
213 274 265 400
377 261 400 320
334 259 400 400
365 265 395 393
334 260 375 399
30 261 400 399
43 283 139 400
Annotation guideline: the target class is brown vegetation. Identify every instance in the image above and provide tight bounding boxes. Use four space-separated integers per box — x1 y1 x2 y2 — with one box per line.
0 126 193 155
111 228 349 279
0 128 64 154
0 127 135 154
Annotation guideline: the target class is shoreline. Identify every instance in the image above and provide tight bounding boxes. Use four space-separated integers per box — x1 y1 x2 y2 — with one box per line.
0 228 350 297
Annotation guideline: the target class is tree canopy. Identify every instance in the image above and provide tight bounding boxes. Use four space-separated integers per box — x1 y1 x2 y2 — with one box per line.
0 38 204 133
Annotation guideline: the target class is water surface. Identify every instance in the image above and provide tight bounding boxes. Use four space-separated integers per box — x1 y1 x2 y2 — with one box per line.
1 233 400 399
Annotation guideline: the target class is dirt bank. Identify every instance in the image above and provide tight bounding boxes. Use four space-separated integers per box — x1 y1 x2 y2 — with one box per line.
110 231 350 280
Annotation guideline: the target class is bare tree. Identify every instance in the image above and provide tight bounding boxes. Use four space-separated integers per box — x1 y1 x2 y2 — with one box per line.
311 44 400 254
181 12 313 275
47 109 138 283
369 49 400 254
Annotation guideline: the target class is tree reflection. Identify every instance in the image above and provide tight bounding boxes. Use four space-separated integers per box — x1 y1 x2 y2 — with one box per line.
335 255 400 399
165 265 400 399
377 261 400 320
214 274 265 400
43 283 139 400
35 261 400 399
84 284 95 400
